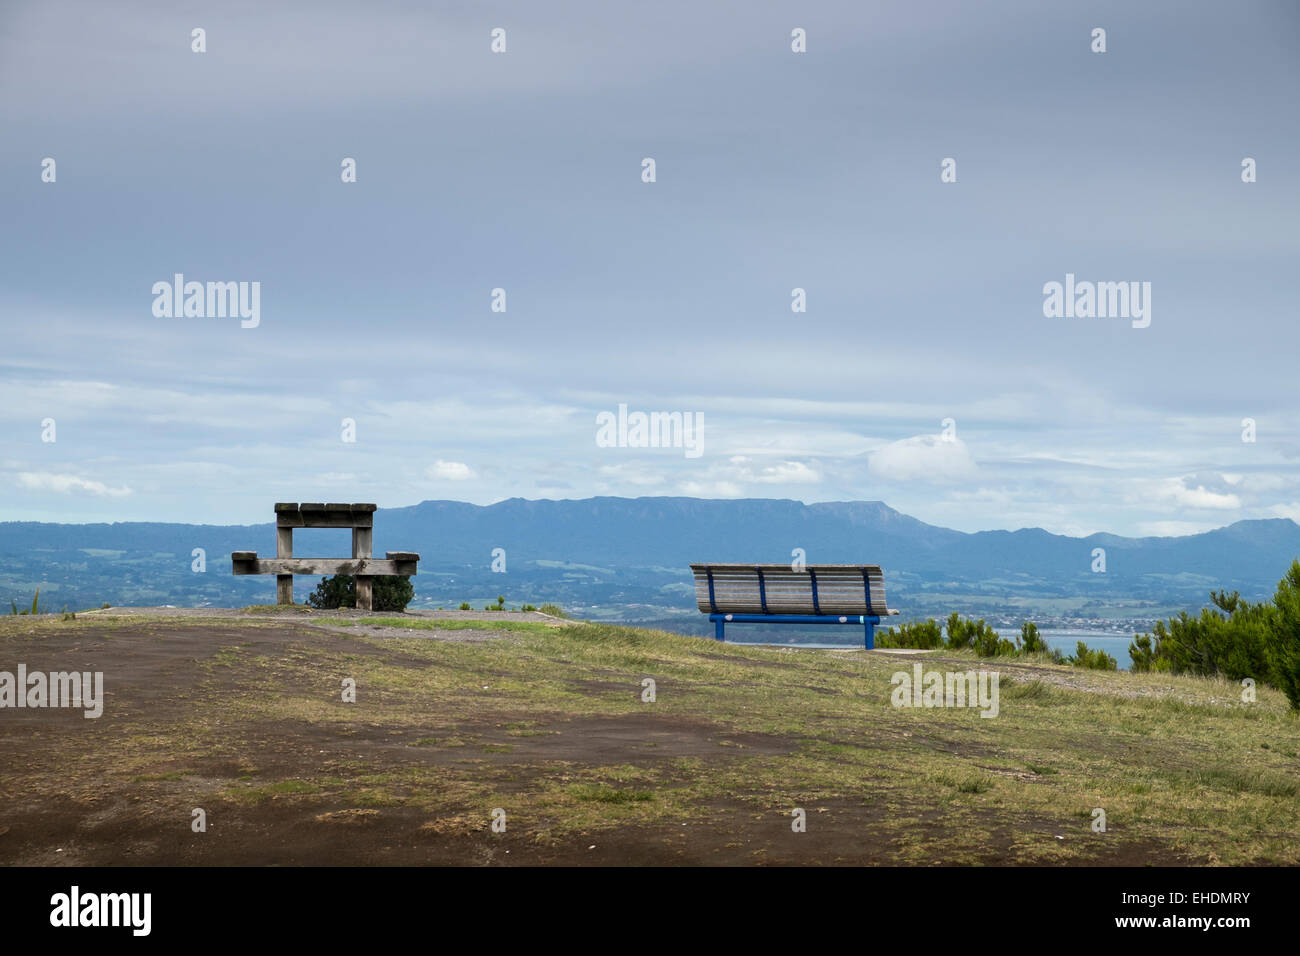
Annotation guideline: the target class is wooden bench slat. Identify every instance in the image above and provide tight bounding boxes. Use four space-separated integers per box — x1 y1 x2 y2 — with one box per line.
690 563 892 616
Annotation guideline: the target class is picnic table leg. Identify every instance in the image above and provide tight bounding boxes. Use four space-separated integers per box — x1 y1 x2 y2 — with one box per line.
353 526 373 612
276 526 293 605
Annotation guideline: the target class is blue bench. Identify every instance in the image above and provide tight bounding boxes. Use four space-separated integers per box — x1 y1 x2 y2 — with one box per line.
690 563 898 648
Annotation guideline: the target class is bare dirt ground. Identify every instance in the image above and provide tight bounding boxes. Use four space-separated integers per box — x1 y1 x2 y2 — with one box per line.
0 617 841 865
76 606 566 624
0 610 1260 866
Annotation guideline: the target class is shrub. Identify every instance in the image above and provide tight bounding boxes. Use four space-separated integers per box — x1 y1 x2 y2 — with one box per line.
306 575 414 612
945 612 1015 656
1130 589 1274 683
539 603 568 619
1016 621 1064 662
1017 621 1046 653
876 618 944 649
1126 564 1300 709
1129 633 1157 672
1070 641 1117 670
458 602 471 611
1267 560 1300 710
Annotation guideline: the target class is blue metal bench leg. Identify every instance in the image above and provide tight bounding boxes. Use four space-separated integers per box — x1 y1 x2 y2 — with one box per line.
715 618 725 641
865 621 874 650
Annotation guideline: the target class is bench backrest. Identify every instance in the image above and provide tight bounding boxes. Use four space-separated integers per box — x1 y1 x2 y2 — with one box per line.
690 563 890 616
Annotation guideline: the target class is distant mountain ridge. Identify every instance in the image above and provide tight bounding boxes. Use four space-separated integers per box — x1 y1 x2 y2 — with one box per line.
380 497 1298 583
2 497 1298 622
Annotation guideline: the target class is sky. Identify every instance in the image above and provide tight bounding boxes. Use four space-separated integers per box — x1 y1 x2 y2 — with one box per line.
1 0 1298 536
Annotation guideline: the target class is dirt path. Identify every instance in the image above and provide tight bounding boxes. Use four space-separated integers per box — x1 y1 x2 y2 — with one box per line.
76 606 568 625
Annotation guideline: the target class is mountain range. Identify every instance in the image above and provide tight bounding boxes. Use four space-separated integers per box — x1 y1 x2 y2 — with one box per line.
3 497 1298 633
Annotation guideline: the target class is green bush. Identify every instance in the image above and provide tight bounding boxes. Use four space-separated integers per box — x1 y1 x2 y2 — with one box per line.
1070 641 1117 670
1125 562 1300 709
1267 560 1300 710
1017 621 1045 653
306 575 414 612
1015 621 1064 663
876 618 944 649
539 603 568 619
1129 632 1157 672
1129 583 1277 685
458 602 472 611
945 612 1015 657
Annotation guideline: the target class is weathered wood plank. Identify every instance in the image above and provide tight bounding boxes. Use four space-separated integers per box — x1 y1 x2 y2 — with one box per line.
275 502 377 527
352 526 373 560
232 558 417 576
277 513 373 528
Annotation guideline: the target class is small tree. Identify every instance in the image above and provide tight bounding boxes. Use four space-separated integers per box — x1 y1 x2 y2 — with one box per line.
1128 633 1157 672
306 575 414 612
1070 641 1117 670
1017 621 1044 653
1268 560 1300 711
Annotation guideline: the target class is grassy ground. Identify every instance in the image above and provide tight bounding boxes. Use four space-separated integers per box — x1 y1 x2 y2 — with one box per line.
1 610 1296 865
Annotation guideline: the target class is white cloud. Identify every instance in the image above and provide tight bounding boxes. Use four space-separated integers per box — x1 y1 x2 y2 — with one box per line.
597 463 664 487
735 457 821 484
426 460 477 481
1223 472 1292 494
1136 520 1222 537
1268 503 1300 523
16 472 132 497
867 435 976 483
1152 477 1241 510
678 480 744 498
670 456 821 498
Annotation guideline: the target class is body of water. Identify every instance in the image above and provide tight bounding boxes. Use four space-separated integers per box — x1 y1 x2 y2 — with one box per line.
733 628 1138 669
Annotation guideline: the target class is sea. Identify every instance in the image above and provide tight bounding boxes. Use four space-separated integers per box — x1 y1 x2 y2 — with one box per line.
732 628 1139 669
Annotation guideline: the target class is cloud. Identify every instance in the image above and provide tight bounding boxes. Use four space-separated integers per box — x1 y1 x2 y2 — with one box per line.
426 461 477 481
733 458 821 484
867 435 976 483
671 456 821 498
597 463 664 487
1152 477 1241 511
1268 503 1300 523
678 480 744 498
16 472 131 497
1136 520 1222 537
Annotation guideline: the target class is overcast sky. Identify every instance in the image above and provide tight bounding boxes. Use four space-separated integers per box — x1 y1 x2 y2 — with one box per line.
2 0 1298 536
